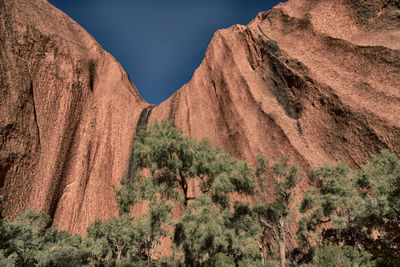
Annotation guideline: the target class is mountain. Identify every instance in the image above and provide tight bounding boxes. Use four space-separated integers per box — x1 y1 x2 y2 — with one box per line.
150 0 400 168
0 0 148 234
1 0 399 235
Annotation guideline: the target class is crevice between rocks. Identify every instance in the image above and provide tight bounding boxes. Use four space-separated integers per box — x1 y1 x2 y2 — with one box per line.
126 105 155 182
30 79 41 147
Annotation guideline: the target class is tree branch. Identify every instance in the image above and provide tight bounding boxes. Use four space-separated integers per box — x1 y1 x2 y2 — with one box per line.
258 216 279 241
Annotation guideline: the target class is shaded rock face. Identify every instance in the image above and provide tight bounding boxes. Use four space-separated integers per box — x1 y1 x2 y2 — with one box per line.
0 0 147 234
0 0 399 236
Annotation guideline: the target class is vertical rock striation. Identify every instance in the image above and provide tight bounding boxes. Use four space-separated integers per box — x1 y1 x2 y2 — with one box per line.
150 0 400 175
0 0 147 234
0 0 399 235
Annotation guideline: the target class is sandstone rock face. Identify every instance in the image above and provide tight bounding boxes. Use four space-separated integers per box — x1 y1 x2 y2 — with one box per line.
1 0 399 236
0 0 148 234
150 0 400 174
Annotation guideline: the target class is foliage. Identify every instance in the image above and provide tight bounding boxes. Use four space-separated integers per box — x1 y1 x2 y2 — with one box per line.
35 243 90 267
311 244 374 267
119 120 254 209
116 120 257 266
253 156 300 266
0 209 171 266
0 210 90 266
85 198 172 264
173 195 259 266
115 178 138 216
298 150 400 265
1 119 398 267
84 214 144 263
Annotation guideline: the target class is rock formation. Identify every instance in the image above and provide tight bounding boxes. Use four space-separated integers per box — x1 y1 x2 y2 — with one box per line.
0 0 149 234
150 0 400 170
1 0 399 235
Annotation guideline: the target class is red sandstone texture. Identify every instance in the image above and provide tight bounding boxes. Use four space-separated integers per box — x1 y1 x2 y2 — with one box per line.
0 0 148 234
1 0 399 235
148 0 400 207
150 0 400 169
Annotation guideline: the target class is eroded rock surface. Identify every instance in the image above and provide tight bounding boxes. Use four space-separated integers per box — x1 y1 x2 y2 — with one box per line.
0 0 147 234
0 0 399 235
150 0 400 175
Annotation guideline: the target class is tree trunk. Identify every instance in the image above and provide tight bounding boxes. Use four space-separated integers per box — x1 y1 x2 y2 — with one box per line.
279 238 286 267
258 241 265 265
146 239 152 266
279 219 286 267
180 174 189 206
117 248 122 263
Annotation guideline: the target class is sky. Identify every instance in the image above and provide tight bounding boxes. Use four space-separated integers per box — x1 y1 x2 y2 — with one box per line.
48 0 283 104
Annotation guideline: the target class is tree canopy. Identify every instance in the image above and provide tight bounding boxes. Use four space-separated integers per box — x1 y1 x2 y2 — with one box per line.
116 120 258 266
298 150 400 265
253 156 301 266
1 120 398 266
118 120 254 209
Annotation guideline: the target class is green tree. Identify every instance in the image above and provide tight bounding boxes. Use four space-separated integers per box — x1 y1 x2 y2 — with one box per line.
86 192 172 265
117 120 256 266
120 120 254 209
35 232 90 267
298 150 400 265
84 200 172 266
85 214 143 264
173 195 260 266
0 209 89 267
253 156 300 267
0 210 55 266
311 244 374 267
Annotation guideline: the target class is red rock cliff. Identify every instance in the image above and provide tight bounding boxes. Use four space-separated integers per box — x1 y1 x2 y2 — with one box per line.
0 0 148 234
1 0 399 235
150 0 400 171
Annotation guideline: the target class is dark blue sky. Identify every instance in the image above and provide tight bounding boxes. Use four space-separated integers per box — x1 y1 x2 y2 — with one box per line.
48 0 283 104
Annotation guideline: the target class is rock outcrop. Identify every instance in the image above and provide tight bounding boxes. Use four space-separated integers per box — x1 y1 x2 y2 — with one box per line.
1 0 399 235
0 0 148 234
150 0 400 173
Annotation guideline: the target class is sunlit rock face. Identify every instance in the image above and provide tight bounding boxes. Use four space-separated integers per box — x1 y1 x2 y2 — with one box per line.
0 0 147 234
1 0 399 235
150 0 400 171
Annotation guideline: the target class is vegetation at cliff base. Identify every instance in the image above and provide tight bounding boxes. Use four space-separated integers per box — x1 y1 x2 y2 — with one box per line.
0 210 90 266
297 150 400 266
253 156 300 266
0 120 399 266
116 120 258 266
